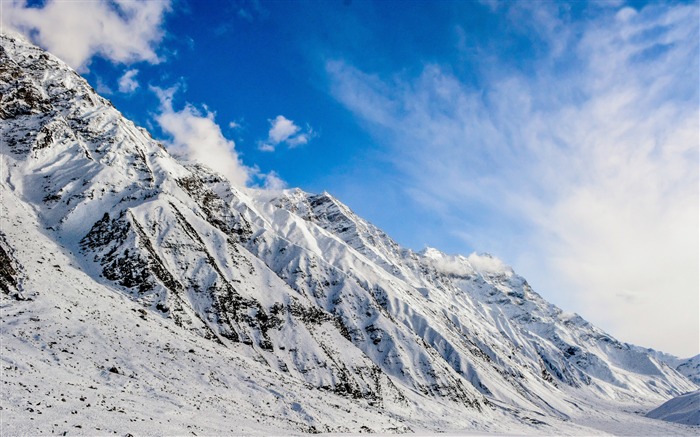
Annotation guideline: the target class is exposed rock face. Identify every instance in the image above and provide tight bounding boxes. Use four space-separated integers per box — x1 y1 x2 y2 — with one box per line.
0 233 21 296
0 31 697 434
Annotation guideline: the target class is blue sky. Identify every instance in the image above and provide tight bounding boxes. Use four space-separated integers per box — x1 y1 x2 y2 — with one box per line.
3 0 698 357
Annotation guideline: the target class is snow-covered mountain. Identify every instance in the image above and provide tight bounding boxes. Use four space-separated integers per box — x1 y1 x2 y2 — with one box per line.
675 355 700 385
1 32 698 435
645 351 700 386
646 390 700 426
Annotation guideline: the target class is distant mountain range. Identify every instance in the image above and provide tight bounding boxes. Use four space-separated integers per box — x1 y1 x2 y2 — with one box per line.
1 31 697 435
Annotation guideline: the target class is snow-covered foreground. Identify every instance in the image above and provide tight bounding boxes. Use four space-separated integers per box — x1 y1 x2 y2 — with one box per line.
1 31 698 435
0 200 695 435
0 191 406 435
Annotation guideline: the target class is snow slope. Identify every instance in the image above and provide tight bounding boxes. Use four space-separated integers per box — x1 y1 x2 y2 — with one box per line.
646 391 700 426
1 31 698 435
676 355 700 385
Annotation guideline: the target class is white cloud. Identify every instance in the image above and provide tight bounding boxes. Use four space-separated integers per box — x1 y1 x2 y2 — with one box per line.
259 115 313 152
258 142 276 152
269 115 300 143
423 248 510 277
94 77 114 96
151 86 286 190
1 0 171 71
118 69 140 93
260 171 287 191
152 86 251 187
287 129 312 146
327 3 699 356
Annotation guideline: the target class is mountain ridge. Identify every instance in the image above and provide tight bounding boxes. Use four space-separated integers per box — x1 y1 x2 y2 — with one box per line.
1 31 697 435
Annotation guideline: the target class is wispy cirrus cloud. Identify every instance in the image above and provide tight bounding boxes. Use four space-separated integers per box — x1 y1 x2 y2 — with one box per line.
1 0 171 71
327 2 699 356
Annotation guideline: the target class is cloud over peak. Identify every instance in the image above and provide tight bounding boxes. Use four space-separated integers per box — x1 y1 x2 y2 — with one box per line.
151 86 287 191
152 85 251 187
1 0 172 71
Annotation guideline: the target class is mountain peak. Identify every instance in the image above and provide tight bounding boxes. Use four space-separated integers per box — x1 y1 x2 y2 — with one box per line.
419 247 512 277
419 246 445 259
2 31 698 436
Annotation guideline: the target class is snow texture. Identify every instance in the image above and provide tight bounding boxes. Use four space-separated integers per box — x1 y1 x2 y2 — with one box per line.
646 390 700 426
1 32 698 435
